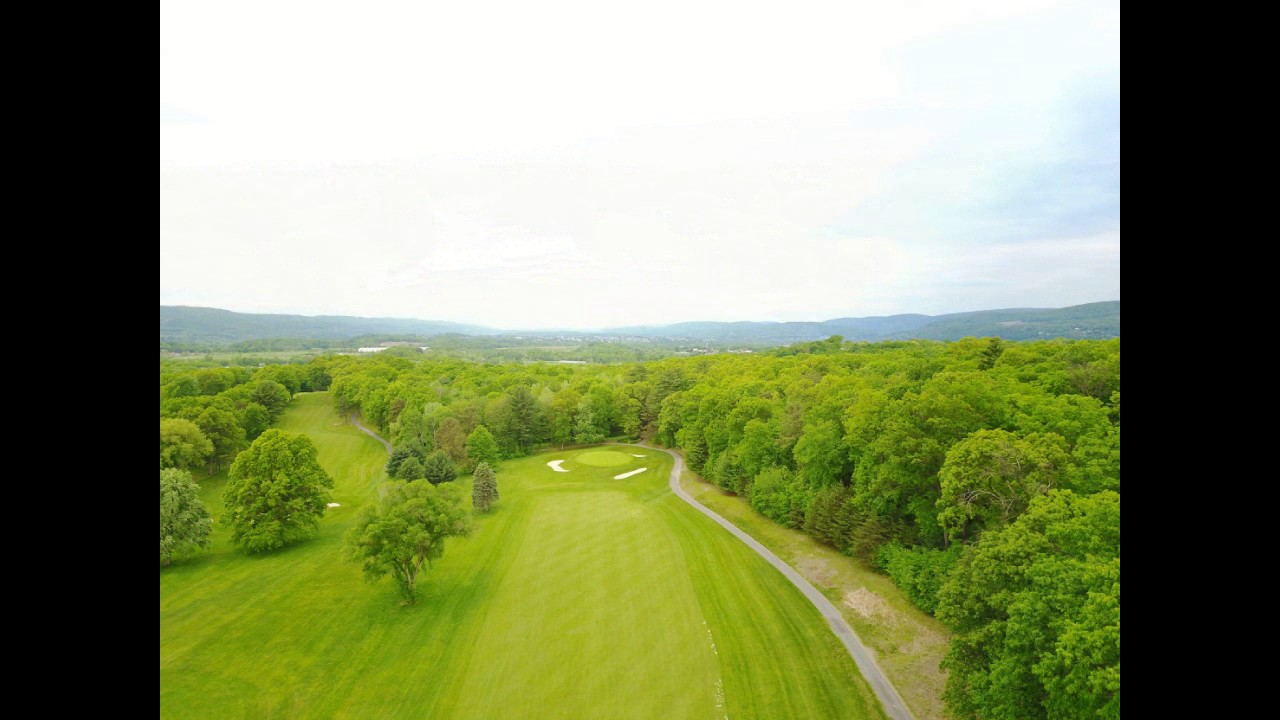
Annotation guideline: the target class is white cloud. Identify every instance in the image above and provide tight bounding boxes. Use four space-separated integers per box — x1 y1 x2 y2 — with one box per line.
160 0 1119 328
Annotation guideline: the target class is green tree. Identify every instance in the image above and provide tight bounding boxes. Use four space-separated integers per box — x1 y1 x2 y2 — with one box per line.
573 406 605 443
937 490 1120 720
224 430 334 552
195 406 246 472
239 402 271 440
250 380 292 419
793 419 848 488
345 480 471 603
549 388 581 447
385 446 420 478
937 430 1070 541
618 395 644 439
160 418 214 471
422 449 456 485
465 425 501 468
874 542 961 614
505 385 543 453
472 461 498 512
978 337 1005 370
433 417 468 466
160 468 212 565
395 455 425 481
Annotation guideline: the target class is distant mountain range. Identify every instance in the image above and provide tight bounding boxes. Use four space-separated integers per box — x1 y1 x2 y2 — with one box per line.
159 306 492 342
160 301 1119 345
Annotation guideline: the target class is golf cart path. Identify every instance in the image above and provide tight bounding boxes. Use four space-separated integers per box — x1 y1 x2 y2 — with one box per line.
614 442 914 720
349 413 392 455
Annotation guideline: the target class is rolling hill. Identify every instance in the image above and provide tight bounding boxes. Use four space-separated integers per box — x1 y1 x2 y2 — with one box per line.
160 301 1118 345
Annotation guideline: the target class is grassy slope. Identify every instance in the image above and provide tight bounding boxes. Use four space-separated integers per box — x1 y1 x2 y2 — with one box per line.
678 468 950 720
161 393 885 719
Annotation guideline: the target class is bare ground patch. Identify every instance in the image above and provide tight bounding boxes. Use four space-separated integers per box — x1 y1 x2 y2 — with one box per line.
796 556 836 588
843 588 893 622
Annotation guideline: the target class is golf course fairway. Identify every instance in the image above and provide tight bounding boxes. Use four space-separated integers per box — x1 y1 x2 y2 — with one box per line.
160 392 887 719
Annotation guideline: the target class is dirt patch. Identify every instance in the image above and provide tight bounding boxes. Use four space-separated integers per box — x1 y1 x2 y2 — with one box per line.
902 621 949 656
796 556 836 587
843 588 893 621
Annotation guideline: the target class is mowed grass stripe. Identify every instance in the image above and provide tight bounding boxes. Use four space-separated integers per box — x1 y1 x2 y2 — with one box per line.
449 490 720 719
654 493 886 720
161 393 886 719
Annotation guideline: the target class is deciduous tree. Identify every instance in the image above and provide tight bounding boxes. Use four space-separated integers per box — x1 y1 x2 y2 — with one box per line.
345 480 471 602
160 418 213 471
465 425 501 468
937 490 1120 720
224 430 334 552
160 468 211 565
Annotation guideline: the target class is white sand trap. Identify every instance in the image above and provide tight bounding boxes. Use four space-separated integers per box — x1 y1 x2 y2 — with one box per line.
327 502 341 508
614 467 647 480
547 460 569 472
630 454 646 457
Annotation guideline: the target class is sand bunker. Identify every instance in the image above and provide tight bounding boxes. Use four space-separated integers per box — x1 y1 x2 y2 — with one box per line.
630 454 646 457
614 467 647 480
327 502 341 508
547 460 569 472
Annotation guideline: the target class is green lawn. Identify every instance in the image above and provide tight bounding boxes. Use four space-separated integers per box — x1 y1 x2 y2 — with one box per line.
160 393 886 719
677 467 951 720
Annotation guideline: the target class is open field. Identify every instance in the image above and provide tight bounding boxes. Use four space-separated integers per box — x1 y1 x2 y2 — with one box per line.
161 393 886 719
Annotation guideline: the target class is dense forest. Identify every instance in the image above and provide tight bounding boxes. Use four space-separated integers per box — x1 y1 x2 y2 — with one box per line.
159 336 1119 719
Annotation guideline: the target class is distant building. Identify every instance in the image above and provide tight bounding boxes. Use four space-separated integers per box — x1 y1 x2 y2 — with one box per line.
357 347 388 353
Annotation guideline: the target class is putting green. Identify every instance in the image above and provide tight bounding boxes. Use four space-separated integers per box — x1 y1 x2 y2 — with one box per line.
160 393 885 719
573 450 632 467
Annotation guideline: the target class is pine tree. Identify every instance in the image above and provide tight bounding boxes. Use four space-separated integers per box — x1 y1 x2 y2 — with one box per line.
472 462 498 512
423 450 457 485
396 456 425 481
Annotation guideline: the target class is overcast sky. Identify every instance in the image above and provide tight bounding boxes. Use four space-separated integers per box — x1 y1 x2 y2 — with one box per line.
160 0 1119 329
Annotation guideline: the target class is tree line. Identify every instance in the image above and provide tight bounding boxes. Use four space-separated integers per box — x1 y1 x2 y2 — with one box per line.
325 335 1119 719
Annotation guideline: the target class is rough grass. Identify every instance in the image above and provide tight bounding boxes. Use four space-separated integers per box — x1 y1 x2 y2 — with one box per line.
677 466 951 720
160 393 887 719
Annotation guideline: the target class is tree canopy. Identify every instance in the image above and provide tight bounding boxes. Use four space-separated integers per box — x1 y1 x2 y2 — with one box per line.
465 425 500 468
224 430 334 552
160 468 212 565
160 418 214 471
345 480 471 602
937 490 1120 719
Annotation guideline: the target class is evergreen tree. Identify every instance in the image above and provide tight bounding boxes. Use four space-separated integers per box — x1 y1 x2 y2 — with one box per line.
472 462 498 512
423 450 457 485
385 446 418 478
395 456 425 481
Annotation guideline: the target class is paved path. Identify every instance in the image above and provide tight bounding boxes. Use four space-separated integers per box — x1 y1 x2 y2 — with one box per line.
625 443 915 720
349 413 392 455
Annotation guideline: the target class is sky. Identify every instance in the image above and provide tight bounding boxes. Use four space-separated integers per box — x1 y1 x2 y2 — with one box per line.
160 0 1119 330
